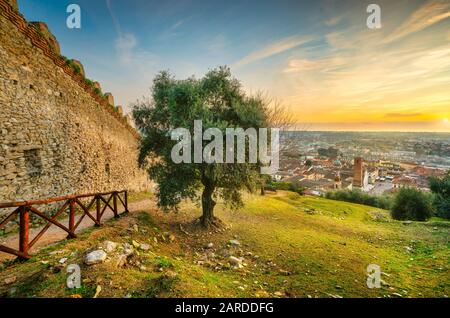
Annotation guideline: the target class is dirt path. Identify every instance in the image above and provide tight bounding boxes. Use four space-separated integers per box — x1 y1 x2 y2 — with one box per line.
0 199 154 262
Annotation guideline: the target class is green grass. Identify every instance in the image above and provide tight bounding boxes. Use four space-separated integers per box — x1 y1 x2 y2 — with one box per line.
213 192 449 297
1 191 448 298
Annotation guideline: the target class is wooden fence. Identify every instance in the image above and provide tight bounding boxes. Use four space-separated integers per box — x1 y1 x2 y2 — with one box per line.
0 190 128 260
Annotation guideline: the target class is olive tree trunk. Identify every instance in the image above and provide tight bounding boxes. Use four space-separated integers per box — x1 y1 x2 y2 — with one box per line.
201 182 216 227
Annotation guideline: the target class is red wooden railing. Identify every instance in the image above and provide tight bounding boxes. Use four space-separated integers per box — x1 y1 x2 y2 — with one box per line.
0 190 128 260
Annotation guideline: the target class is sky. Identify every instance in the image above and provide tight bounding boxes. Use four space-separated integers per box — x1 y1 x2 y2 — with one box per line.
18 0 450 132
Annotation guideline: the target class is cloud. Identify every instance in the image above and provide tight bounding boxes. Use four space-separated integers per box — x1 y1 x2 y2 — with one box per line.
206 34 229 54
384 113 423 118
283 58 324 73
232 35 312 69
282 54 349 74
106 0 122 36
159 16 193 40
115 33 138 64
384 0 450 44
325 15 342 27
170 16 192 31
105 0 159 70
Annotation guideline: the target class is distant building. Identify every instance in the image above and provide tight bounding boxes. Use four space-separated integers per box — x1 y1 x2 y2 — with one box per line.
392 176 418 189
318 147 339 159
334 173 342 189
353 157 369 190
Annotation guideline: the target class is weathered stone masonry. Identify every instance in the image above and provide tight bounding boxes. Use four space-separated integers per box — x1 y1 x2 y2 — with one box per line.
0 0 151 209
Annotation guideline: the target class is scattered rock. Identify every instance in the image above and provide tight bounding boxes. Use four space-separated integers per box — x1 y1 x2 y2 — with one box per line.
139 243 151 251
4 276 16 284
133 224 139 232
405 246 413 253
169 235 175 242
228 239 240 246
84 250 107 265
93 285 102 298
402 221 412 225
279 269 291 276
273 291 284 297
122 243 134 256
114 254 128 268
59 257 67 264
229 256 243 265
49 249 68 255
205 242 214 249
255 290 270 298
104 241 118 253
164 270 178 279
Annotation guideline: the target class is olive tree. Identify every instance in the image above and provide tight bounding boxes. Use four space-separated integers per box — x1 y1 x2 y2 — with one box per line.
132 67 274 227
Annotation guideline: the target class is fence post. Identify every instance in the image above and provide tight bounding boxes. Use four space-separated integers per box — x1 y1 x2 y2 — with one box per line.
124 191 129 213
96 195 101 226
67 199 76 238
19 206 30 260
113 192 118 218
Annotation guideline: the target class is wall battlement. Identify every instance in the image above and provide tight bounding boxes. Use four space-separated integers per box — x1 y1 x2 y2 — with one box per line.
0 0 151 210
0 0 138 138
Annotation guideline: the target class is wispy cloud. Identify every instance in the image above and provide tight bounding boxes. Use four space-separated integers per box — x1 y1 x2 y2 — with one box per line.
106 1 159 75
384 112 423 118
325 15 342 27
106 0 122 36
159 16 193 39
232 35 312 69
206 33 229 54
384 0 450 44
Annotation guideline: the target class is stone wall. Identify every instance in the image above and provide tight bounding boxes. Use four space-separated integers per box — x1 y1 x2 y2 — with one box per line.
0 1 151 208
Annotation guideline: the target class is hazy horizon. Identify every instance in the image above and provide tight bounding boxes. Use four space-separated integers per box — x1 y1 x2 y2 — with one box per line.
18 0 450 132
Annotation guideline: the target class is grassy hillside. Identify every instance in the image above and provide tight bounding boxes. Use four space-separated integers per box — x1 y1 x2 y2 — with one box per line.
0 191 448 298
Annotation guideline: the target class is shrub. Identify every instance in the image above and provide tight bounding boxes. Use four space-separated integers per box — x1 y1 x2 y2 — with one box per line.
325 189 393 210
429 171 450 219
267 181 305 195
390 187 434 221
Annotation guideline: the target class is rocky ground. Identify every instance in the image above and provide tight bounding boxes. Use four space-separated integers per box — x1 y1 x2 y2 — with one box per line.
0 191 448 298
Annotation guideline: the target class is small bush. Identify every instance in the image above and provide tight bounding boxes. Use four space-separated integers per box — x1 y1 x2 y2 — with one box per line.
94 87 102 96
391 187 434 221
84 78 94 86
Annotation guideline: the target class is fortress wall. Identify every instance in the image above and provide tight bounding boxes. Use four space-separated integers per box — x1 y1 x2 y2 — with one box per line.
0 2 151 208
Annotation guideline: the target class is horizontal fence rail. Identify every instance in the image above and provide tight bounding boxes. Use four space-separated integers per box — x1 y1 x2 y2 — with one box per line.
0 190 129 260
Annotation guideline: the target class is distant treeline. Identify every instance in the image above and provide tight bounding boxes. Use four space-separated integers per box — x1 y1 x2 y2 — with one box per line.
325 171 450 221
325 189 393 210
265 181 305 195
